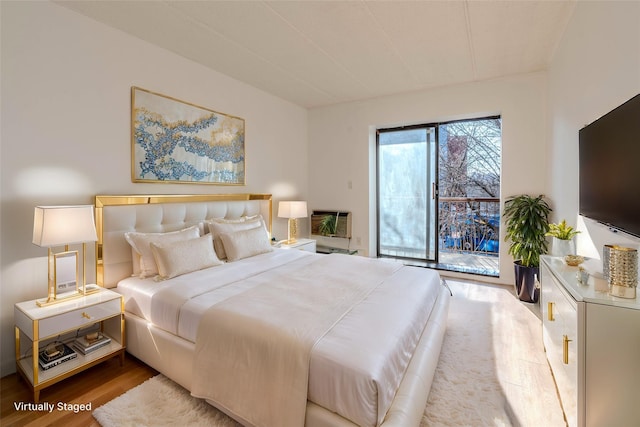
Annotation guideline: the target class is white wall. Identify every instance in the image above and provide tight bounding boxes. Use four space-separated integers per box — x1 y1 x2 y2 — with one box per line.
0 1 308 376
547 1 640 263
308 72 549 285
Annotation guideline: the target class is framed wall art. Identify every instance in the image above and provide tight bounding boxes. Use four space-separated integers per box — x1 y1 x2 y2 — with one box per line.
131 87 245 185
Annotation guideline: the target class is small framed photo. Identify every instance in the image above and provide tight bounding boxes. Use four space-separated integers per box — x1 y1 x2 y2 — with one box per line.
51 251 79 298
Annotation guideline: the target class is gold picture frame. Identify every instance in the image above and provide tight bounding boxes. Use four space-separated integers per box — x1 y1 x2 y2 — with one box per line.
131 87 245 185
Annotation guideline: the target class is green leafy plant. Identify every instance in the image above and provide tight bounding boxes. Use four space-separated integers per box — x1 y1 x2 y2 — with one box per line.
546 219 580 240
503 194 552 268
318 214 337 236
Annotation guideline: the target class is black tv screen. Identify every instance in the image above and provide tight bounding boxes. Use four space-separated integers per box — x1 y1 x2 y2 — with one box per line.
579 93 640 238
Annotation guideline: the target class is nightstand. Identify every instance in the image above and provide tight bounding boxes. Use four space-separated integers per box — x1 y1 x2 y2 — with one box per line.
280 238 316 252
14 288 125 402
316 245 358 255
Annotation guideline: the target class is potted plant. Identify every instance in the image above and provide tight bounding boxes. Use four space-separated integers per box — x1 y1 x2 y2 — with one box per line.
546 219 580 256
503 194 552 303
318 214 338 236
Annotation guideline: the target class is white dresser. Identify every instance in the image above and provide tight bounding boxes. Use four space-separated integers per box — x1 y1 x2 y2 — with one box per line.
540 255 640 427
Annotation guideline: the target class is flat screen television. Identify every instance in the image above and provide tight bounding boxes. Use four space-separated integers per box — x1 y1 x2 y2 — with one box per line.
579 93 640 238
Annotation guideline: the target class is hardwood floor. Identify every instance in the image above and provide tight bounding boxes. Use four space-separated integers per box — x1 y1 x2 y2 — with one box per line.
1 355 157 427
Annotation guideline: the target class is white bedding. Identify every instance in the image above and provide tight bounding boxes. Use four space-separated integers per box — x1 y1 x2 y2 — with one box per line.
117 249 312 340
116 249 442 427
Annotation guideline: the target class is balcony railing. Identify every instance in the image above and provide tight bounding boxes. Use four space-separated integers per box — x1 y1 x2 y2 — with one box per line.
378 197 500 276
439 197 500 256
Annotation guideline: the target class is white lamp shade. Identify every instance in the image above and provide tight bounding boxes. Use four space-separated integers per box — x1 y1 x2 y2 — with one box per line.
278 201 308 219
33 205 98 247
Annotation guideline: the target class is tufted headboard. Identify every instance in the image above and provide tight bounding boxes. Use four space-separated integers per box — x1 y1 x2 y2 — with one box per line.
95 194 272 288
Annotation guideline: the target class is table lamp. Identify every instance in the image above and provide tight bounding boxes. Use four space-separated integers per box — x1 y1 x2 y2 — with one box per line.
32 205 98 306
277 201 308 244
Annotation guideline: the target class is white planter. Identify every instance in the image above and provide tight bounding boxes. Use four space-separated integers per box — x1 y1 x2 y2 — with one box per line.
551 237 575 257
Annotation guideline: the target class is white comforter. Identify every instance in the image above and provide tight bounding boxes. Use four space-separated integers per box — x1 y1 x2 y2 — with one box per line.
117 250 442 427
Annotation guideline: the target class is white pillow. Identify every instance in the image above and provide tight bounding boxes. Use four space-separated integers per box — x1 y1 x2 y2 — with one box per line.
207 214 260 224
124 225 200 278
208 217 265 259
150 234 222 279
219 226 273 262
204 217 247 227
131 247 141 277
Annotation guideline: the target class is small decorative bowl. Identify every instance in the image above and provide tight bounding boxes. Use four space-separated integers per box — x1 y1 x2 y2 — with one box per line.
564 255 584 266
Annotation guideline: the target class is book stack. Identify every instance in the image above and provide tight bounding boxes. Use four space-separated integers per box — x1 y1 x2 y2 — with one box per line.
73 332 111 355
39 343 77 371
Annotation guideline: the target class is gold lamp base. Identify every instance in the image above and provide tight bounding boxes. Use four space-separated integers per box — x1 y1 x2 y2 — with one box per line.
285 218 299 244
36 285 101 307
83 284 101 295
37 291 84 307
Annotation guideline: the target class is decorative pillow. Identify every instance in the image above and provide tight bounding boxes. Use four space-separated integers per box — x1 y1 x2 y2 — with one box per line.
202 217 247 238
219 226 273 262
204 217 247 227
208 217 265 259
124 225 200 278
204 214 264 233
131 247 141 277
150 234 222 279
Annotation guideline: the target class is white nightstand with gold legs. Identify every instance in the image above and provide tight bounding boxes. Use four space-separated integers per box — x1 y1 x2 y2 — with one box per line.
279 238 316 252
14 288 125 402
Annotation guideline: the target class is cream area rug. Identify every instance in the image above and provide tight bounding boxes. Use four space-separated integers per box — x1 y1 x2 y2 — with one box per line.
94 280 551 427
93 374 241 427
421 289 509 426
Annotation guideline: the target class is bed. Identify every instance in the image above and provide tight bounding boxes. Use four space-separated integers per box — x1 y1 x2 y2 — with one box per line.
95 193 449 427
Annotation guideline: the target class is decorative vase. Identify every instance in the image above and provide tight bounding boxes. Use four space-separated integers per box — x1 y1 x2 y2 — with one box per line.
605 245 638 299
551 237 575 257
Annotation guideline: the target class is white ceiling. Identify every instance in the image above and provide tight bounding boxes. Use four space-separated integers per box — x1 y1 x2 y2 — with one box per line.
56 0 576 109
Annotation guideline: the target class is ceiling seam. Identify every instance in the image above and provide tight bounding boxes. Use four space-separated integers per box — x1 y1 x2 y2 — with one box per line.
546 0 578 66
463 1 478 80
261 0 372 94
161 0 338 105
360 0 422 86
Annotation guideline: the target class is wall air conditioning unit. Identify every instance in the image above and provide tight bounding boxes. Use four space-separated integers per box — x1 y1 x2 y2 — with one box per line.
310 210 352 239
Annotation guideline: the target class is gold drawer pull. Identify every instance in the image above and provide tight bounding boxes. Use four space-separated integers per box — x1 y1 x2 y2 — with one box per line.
563 335 572 364
548 302 555 321
82 312 91 320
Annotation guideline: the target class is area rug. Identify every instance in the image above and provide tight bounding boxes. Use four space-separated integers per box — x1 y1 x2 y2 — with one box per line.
93 374 241 427
420 292 510 426
93 282 510 427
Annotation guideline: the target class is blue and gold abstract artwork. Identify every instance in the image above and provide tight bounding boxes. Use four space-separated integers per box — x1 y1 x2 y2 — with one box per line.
131 87 245 185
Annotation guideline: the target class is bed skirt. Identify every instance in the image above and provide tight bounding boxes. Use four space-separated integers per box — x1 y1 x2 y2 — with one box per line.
123 284 450 427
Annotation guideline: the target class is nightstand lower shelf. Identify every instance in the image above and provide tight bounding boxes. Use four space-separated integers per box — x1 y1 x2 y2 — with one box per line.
16 338 124 402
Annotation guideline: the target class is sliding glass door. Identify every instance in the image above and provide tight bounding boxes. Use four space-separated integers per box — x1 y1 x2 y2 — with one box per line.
377 126 437 261
377 117 501 276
